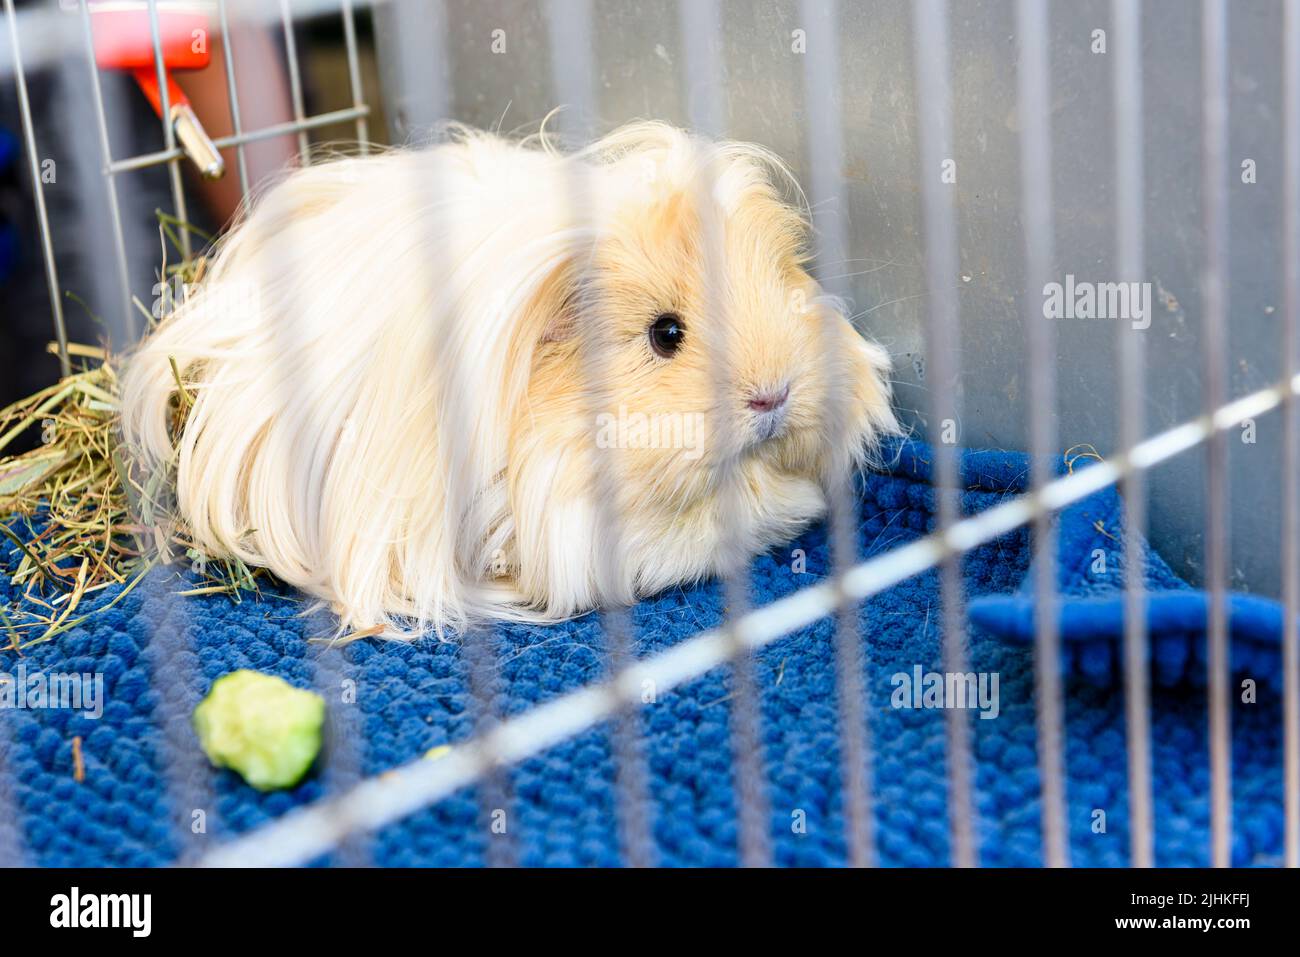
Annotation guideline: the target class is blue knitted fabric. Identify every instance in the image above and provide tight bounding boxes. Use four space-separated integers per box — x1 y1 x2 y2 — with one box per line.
0 438 1288 866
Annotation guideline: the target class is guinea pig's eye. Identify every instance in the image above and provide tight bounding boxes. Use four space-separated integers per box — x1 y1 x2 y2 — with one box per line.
648 313 685 358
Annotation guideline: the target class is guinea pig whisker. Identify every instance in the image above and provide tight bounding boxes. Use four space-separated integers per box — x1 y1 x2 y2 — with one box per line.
817 261 902 282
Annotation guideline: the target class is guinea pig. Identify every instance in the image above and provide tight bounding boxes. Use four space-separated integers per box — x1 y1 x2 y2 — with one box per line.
119 121 898 638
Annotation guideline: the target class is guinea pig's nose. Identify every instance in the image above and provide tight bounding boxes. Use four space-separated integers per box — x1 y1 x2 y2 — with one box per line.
747 384 790 413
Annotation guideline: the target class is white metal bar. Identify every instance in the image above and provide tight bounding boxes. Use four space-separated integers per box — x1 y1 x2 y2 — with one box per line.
278 0 312 162
462 627 515 868
145 0 191 258
679 0 774 870
216 0 251 199
106 107 370 174
61 1 224 864
1201 0 1232 869
798 0 876 868
911 0 976 868
77 0 136 344
196 371 1300 868
0 738 26 866
544 0 657 868
340 0 370 153
1282 0 1300 871
390 8 511 865
141 617 227 863
159 0 374 866
307 651 368 866
1113 0 1154 869
384 0 509 866
3 0 70 376
1016 0 1068 869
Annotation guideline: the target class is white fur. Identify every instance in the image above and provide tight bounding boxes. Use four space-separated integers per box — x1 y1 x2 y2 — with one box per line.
119 123 896 638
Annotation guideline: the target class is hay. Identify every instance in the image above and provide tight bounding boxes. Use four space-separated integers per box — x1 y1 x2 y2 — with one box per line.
0 218 266 651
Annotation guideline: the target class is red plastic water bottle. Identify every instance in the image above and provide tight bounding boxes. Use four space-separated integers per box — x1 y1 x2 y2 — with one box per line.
88 1 224 179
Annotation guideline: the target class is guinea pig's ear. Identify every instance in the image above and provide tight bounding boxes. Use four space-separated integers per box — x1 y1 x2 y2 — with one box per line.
531 259 582 344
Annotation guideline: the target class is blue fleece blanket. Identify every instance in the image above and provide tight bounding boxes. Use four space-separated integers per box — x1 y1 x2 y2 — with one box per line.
0 439 1289 866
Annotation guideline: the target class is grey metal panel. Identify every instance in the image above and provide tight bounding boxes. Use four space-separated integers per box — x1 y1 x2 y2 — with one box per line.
373 0 1291 596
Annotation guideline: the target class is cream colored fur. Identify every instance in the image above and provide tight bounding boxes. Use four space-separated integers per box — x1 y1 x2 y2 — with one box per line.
119 122 898 638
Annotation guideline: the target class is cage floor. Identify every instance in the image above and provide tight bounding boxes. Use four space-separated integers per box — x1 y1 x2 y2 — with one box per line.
0 438 1288 866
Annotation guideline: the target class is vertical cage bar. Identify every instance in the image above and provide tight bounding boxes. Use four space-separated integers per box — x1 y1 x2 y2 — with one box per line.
1015 0 1069 868
679 0 774 869
911 0 976 867
77 0 137 344
1201 0 1232 869
462 628 515 868
146 0 192 259
386 0 514 867
0 735 24 866
246 203 379 852
543 0 658 868
178 2 376 865
1112 0 1154 868
308 648 370 866
340 0 370 153
798 0 876 867
143 610 225 864
278 0 312 163
1282 0 1300 870
76 0 216 865
3 0 71 375
217 0 251 199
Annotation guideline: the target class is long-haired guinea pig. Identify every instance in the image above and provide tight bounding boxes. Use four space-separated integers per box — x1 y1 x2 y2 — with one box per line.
119 121 898 637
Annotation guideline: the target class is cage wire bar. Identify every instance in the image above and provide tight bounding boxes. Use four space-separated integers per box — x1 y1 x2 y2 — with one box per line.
2 0 70 375
543 0 658 867
911 0 977 868
278 0 312 163
1201 0 1232 870
1112 0 1153 870
673 0 776 866
208 0 377 867
76 10 229 862
216 0 251 198
106 105 369 174
339 0 369 152
76 0 137 344
1285 0 1300 871
1 0 1298 869
60 9 131 343
0 738 23 867
1015 0 1068 870
249 0 371 867
145 0 191 260
797 0 877 868
388 0 522 869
